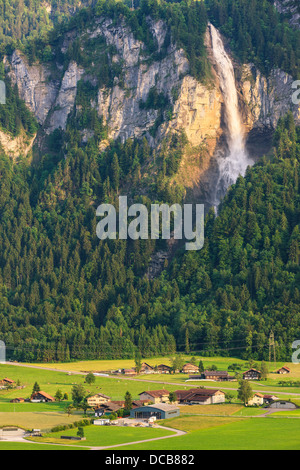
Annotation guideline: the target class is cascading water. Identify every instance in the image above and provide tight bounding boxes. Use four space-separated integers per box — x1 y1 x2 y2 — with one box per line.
209 23 253 206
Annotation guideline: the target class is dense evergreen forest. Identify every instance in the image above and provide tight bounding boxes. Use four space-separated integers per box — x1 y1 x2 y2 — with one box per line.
0 111 299 362
0 0 95 49
0 0 299 362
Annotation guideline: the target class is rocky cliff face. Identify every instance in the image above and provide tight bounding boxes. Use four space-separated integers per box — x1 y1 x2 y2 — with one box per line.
2 17 300 164
93 17 222 149
7 50 59 125
7 51 84 133
4 18 223 156
240 63 300 132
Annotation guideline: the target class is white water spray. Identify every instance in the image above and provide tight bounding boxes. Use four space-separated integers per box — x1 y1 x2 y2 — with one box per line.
209 23 253 205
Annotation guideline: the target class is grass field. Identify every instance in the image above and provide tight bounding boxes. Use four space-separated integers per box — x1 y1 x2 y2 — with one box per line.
110 418 300 450
0 411 80 430
31 425 175 447
0 442 84 450
0 363 190 403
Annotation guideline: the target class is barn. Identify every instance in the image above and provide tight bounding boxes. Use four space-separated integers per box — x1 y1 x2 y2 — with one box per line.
130 403 180 420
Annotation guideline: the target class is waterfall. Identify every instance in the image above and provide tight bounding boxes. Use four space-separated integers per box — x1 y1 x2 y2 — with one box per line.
209 23 253 206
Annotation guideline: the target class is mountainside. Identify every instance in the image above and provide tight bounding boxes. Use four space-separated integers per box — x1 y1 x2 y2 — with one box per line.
0 0 299 362
274 0 300 28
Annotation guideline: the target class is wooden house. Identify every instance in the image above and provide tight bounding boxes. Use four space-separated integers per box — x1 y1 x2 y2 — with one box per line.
87 393 111 408
247 393 264 406
0 378 15 386
263 395 278 404
140 363 155 374
202 370 234 381
31 391 55 403
175 388 225 405
96 401 125 415
157 364 172 374
276 366 291 375
181 363 199 374
121 368 137 376
139 389 170 404
243 369 261 380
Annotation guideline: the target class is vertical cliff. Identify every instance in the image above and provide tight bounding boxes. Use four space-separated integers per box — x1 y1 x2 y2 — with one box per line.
2 15 300 177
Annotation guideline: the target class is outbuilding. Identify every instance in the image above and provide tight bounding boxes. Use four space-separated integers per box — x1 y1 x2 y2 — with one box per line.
276 366 291 375
94 419 111 426
269 401 297 410
130 403 180 420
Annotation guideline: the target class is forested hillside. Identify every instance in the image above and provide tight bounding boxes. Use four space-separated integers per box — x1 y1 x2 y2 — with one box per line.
0 0 299 362
206 0 300 78
0 0 95 49
0 111 299 362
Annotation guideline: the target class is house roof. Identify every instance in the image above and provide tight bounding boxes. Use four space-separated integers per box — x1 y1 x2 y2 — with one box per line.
132 400 151 408
141 363 154 369
203 370 229 376
32 391 54 400
1 378 15 383
277 366 290 372
89 393 110 399
243 368 261 374
100 401 125 412
176 388 224 400
135 403 179 412
182 363 198 369
139 389 170 398
158 364 172 369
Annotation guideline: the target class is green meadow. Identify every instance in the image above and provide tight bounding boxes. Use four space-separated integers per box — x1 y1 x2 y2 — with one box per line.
112 418 300 450
31 425 175 447
0 442 84 450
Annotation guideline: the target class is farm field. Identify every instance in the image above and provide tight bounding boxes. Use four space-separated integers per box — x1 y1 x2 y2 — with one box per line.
0 411 80 430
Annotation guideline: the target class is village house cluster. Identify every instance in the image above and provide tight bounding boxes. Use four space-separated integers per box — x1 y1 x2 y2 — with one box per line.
118 362 235 378
1 363 294 420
